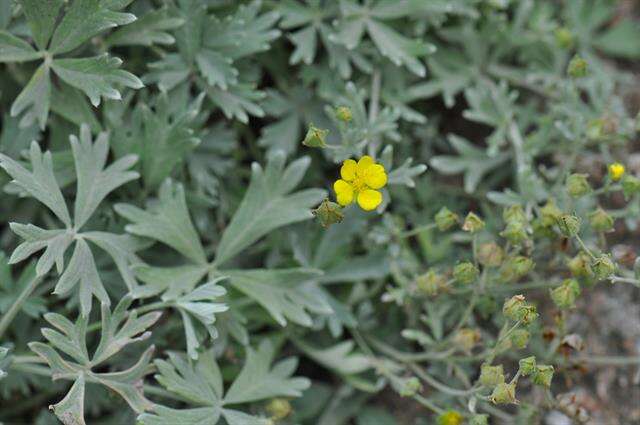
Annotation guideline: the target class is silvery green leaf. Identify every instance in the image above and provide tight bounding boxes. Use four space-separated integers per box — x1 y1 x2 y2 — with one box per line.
388 158 427 188
430 134 510 193
53 239 108 317
222 409 270 425
51 82 102 132
223 339 310 404
9 63 51 129
138 406 222 425
133 263 209 299
146 54 191 92
215 152 326 265
172 279 228 359
116 179 207 264
52 55 143 107
50 374 86 425
71 124 139 229
0 254 45 318
106 8 184 47
196 49 238 90
19 0 64 50
202 82 265 124
0 30 42 62
48 0 136 54
83 232 144 293
293 339 371 375
0 141 71 226
225 268 330 327
0 346 10 380
8 223 72 276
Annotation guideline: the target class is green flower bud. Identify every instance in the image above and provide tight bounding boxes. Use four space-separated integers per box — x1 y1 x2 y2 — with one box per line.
499 256 535 282
532 365 554 388
554 27 574 49
435 207 459 231
266 398 292 420
500 221 529 245
399 376 422 397
477 242 504 267
302 124 328 148
470 414 489 425
437 410 464 425
566 173 591 198
567 252 594 278
312 199 344 228
416 270 446 297
503 204 526 224
588 207 614 232
462 212 485 233
335 106 353 123
489 382 517 405
568 54 588 78
539 199 562 227
453 261 479 285
503 295 538 324
622 174 640 199
550 279 581 309
511 329 530 349
453 328 480 353
479 363 505 387
518 356 537 376
591 254 616 280
556 214 581 237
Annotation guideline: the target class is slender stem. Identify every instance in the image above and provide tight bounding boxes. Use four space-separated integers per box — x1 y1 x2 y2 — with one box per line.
574 235 596 260
609 275 640 286
414 394 445 415
399 222 437 238
0 274 42 339
409 363 481 397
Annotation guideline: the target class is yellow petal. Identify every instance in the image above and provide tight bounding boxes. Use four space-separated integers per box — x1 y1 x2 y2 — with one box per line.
364 164 387 189
334 179 354 206
340 159 357 181
356 155 375 176
357 189 382 211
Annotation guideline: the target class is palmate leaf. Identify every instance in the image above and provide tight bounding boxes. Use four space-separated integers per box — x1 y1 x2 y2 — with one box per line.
0 125 140 316
19 0 64 50
52 55 144 107
105 7 184 47
29 297 161 425
0 30 42 62
214 151 326 266
138 339 309 425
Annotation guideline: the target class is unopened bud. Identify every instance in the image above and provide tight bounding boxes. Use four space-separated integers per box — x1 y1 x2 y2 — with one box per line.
335 106 353 123
568 54 588 78
532 365 554 388
500 221 528 245
539 199 562 227
588 208 614 232
302 125 328 148
479 363 505 388
453 261 479 285
312 199 344 228
490 382 517 405
556 214 581 237
622 174 640 199
399 376 422 397
477 242 504 267
462 212 485 233
511 329 530 349
454 328 480 353
416 270 446 297
550 279 581 309
518 356 537 376
435 207 459 231
503 204 526 224
503 295 538 324
567 252 593 278
266 398 292 420
591 254 616 280
470 414 489 425
554 27 574 49
499 256 534 282
566 173 591 198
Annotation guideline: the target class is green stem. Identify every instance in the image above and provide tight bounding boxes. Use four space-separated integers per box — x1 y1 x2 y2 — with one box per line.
0 274 42 339
399 222 437 238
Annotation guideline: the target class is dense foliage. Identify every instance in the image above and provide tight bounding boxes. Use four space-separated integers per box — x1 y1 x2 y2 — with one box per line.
0 1 639 424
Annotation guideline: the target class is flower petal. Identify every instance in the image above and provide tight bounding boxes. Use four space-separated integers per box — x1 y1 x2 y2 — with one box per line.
356 155 375 176
357 189 382 211
364 164 387 189
340 159 357 181
334 179 354 206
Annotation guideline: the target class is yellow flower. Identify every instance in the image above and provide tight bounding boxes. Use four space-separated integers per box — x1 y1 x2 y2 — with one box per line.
437 410 464 425
608 162 625 182
333 155 387 211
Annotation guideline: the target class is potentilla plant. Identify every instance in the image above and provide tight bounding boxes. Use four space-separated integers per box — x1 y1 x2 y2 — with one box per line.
0 1 639 425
